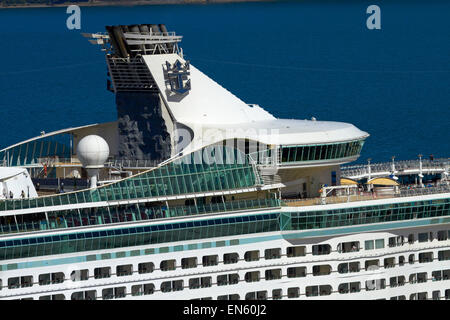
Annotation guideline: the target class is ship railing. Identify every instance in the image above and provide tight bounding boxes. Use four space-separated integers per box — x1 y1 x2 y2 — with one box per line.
341 158 450 177
283 184 450 206
105 159 160 169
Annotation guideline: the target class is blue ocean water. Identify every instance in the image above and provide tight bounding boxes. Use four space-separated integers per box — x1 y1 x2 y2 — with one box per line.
0 0 448 163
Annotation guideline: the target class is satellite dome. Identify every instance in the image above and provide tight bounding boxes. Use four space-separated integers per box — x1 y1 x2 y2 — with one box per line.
77 135 110 169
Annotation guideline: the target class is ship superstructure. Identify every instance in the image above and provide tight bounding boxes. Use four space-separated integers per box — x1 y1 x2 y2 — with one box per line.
0 24 449 301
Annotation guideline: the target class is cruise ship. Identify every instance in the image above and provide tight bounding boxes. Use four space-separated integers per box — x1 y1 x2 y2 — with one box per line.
0 24 449 301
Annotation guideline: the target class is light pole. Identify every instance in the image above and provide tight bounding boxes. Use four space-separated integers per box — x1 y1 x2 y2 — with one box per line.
418 154 424 187
391 156 398 180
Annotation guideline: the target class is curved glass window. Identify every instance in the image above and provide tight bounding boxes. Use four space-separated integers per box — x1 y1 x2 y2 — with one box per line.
281 139 365 164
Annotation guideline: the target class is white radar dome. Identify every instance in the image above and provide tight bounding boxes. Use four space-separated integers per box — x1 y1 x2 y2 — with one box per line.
77 135 110 169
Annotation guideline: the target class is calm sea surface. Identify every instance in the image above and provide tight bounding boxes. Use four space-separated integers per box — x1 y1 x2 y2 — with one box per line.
0 0 448 163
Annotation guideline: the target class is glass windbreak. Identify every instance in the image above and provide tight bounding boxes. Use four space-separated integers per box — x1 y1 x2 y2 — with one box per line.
0 134 72 167
0 145 258 212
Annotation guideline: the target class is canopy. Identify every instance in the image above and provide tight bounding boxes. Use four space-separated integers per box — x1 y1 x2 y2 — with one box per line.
366 177 400 186
340 177 359 185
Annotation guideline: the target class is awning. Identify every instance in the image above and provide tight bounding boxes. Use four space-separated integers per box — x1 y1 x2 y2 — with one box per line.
340 177 359 185
366 177 400 186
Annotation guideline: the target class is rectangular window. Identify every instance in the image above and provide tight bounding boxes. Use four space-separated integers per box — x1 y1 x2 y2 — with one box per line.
287 246 305 257
418 232 429 242
375 239 385 249
264 248 281 260
365 240 374 250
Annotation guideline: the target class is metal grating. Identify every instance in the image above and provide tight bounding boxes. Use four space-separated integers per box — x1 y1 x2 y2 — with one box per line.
106 56 158 93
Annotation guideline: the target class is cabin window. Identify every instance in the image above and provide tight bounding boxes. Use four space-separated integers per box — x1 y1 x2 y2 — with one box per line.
350 282 361 293
438 250 450 261
338 241 359 253
408 254 415 264
338 283 349 294
418 232 429 242
388 236 404 247
389 276 405 287
390 295 406 300
39 294 65 300
264 248 281 260
7 277 20 289
39 272 64 285
338 262 360 273
131 283 154 296
181 257 197 269
161 280 183 292
39 274 51 286
138 262 154 274
408 233 415 244
419 252 433 263
160 259 176 271
312 264 332 276
287 246 306 257
365 240 374 250
437 230 448 241
365 278 385 291
70 269 88 282
432 270 442 281
202 255 218 267
399 256 405 266
218 294 239 300
410 292 427 300
272 289 282 300
224 252 239 264
71 290 96 300
312 244 331 255
287 266 306 278
432 291 441 300
306 285 332 297
189 278 200 289
375 239 385 249
116 264 132 276
8 276 33 289
265 268 282 280
201 277 212 288
415 272 427 283
102 288 114 300
365 259 379 270
245 291 267 300
94 267 111 279
244 250 259 262
287 287 300 298
229 273 239 285
217 275 228 286
384 257 395 268
245 271 260 283
161 281 171 293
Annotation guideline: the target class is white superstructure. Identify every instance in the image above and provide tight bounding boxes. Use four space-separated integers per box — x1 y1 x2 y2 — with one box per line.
0 24 448 301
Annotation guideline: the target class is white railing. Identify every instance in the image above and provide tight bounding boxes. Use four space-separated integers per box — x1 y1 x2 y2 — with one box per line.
105 159 160 169
342 158 450 178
